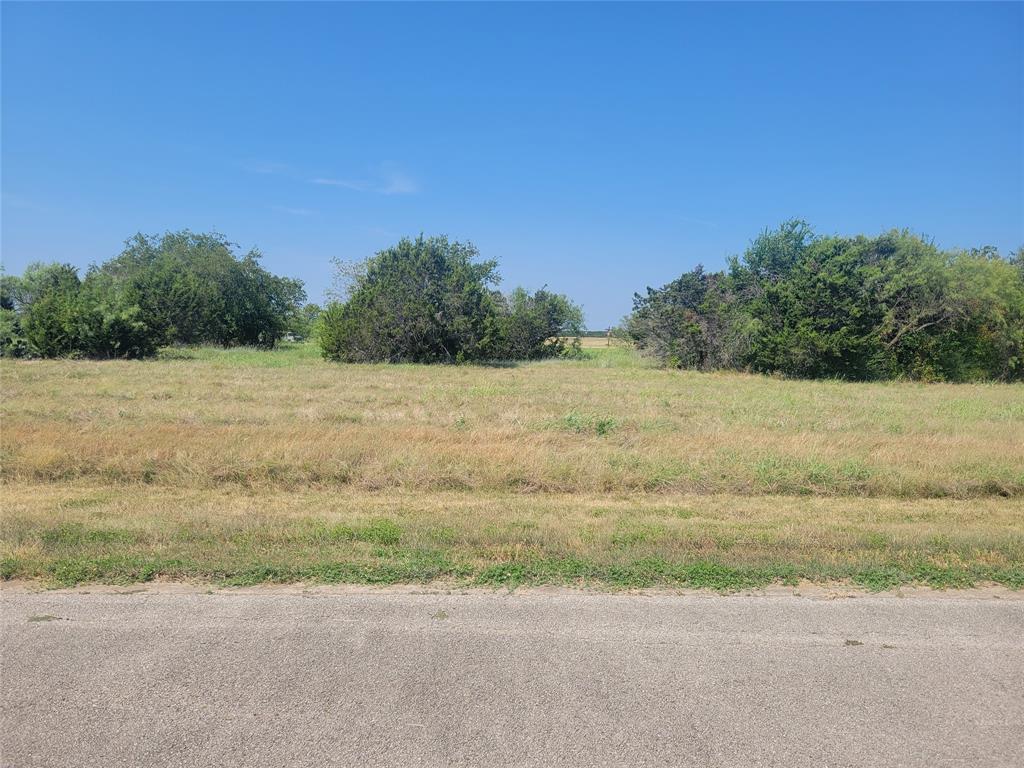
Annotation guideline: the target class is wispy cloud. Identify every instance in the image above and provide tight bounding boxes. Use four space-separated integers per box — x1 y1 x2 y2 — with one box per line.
379 169 418 196
310 177 367 191
308 164 419 196
243 158 420 196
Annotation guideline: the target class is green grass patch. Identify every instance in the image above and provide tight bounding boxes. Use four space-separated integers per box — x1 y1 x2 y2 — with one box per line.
3 550 1019 593
156 341 322 368
41 523 140 546
558 411 618 436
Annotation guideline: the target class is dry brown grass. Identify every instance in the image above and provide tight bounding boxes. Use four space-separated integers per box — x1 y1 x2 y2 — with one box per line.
2 345 1021 497
1 344 1021 588
2 484 1021 589
574 335 617 349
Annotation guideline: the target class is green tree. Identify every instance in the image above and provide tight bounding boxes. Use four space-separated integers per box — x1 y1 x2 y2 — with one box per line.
2 230 302 359
939 249 1024 380
627 266 715 369
625 222 1024 381
320 236 502 363
748 235 895 379
286 303 323 341
101 231 306 347
73 270 161 359
495 287 584 359
0 309 27 357
18 263 84 358
319 236 583 363
626 267 753 371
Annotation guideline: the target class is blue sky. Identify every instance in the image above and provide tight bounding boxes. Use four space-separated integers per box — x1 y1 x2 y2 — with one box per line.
2 2 1022 327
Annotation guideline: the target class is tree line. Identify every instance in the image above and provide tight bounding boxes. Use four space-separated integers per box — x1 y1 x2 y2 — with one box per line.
1 232 309 359
0 231 582 364
625 221 1024 381
3 222 1022 380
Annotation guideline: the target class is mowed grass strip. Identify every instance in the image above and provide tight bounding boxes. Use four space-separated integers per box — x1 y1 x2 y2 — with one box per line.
2 344 1022 498
2 485 1022 590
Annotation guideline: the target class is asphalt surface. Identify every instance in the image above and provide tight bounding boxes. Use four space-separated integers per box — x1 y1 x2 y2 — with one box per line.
2 587 1022 767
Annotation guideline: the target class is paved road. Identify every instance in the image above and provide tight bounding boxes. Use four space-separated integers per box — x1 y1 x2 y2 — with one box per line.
2 588 1022 767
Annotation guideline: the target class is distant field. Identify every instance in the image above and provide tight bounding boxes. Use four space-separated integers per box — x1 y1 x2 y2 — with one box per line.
2 343 1022 589
574 335 616 349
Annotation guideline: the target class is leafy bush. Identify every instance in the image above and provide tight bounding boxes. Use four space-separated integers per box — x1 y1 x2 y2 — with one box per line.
286 303 322 341
0 308 28 358
495 287 584 360
101 231 306 348
319 235 582 363
626 221 1024 381
320 236 500 363
73 273 161 359
2 231 305 359
3 263 159 359
16 263 85 358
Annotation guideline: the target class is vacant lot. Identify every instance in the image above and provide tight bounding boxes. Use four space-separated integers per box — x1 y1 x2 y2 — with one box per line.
2 344 1022 589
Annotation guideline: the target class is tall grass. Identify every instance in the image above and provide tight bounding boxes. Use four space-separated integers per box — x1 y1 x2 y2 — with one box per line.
2 344 1021 497
2 343 1021 588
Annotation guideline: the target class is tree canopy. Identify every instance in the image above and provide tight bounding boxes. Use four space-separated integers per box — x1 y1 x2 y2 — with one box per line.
1 231 306 359
318 235 582 363
5 222 1019 381
626 221 1024 381
99 231 306 348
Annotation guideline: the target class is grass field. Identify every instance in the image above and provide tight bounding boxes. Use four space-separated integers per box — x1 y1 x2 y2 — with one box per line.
2 343 1022 590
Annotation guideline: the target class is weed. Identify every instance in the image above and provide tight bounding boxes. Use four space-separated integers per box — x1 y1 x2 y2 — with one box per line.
319 519 402 546
41 523 138 546
611 523 666 548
